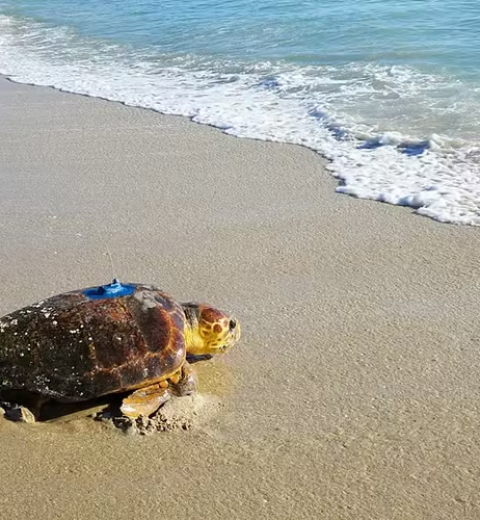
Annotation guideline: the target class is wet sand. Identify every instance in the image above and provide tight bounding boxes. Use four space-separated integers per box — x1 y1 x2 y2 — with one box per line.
1 76 480 519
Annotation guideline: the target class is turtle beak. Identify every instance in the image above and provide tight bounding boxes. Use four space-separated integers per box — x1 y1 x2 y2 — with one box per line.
219 319 240 353
230 318 241 343
186 354 213 363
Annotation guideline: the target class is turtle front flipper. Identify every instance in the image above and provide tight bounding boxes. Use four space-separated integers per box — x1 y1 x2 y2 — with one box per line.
120 384 171 418
120 363 198 418
169 361 197 397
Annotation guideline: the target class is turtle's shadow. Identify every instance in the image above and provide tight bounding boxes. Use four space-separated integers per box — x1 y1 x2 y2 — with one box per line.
1 390 125 422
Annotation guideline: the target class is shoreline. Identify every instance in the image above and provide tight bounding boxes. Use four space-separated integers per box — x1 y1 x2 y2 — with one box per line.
3 69 479 229
1 76 480 519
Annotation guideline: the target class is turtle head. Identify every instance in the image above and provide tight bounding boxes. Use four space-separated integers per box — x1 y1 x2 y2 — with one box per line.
182 303 240 357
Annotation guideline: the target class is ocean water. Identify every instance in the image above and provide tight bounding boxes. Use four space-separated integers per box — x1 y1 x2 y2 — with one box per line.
1 1 480 225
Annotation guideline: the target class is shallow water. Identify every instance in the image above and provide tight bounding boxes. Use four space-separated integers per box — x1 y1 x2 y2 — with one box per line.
1 0 480 224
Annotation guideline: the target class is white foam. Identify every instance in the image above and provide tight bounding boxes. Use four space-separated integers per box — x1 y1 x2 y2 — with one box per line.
2 14 480 225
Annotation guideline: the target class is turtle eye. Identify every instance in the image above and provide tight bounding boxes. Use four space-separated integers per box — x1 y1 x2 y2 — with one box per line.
229 319 237 331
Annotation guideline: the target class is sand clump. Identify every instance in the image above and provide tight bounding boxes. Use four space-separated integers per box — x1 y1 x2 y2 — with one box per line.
97 394 218 435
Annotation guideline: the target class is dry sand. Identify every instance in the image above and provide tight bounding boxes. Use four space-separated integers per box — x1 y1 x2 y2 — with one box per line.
1 76 480 519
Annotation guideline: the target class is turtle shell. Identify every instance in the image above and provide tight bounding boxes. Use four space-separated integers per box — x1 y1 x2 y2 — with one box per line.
0 283 186 402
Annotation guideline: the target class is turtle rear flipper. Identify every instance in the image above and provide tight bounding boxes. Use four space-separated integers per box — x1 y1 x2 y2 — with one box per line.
1 390 47 422
3 405 36 423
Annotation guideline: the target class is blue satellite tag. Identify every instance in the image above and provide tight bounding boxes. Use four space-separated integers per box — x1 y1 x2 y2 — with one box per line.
83 279 135 300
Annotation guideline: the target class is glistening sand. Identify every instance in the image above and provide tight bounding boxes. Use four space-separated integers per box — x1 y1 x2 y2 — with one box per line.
1 77 480 519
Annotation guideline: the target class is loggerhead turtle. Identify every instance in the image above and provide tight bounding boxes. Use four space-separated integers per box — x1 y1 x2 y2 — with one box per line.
0 280 240 421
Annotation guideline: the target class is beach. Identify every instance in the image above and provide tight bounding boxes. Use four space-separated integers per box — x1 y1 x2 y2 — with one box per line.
1 75 480 519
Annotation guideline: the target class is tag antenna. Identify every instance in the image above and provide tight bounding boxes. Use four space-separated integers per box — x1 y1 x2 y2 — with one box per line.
104 243 116 283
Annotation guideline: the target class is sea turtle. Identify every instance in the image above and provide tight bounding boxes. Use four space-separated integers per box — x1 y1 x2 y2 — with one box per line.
0 279 240 422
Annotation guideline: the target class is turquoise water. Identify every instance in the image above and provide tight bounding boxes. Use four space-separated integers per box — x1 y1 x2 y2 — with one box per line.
2 0 480 71
1 0 480 224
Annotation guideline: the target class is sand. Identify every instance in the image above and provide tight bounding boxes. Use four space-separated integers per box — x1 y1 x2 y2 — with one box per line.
1 76 480 519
